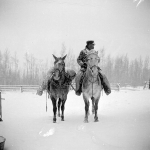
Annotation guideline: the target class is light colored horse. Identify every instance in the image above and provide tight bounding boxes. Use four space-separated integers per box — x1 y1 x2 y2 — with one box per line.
82 51 102 123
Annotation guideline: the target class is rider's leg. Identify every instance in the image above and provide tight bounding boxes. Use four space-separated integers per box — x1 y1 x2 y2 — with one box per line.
97 67 111 95
75 70 84 96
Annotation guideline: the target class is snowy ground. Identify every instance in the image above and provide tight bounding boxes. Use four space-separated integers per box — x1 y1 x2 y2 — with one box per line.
0 89 150 150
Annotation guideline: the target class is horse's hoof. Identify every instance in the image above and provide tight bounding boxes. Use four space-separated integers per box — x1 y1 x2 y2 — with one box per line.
94 119 99 122
53 118 56 123
61 116 64 121
94 117 99 122
84 119 88 123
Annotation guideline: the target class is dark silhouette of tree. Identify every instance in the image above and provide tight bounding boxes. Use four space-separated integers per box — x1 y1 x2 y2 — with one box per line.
2 49 10 84
60 43 66 57
142 56 150 84
103 55 114 82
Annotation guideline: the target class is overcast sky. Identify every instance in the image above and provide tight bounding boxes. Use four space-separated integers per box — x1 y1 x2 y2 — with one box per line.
0 0 150 62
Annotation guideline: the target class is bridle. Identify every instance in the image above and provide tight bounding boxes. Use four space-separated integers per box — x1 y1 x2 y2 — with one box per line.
53 69 60 80
51 68 72 89
88 65 99 82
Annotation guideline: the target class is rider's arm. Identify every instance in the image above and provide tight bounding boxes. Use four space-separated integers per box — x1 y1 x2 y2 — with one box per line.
77 50 85 66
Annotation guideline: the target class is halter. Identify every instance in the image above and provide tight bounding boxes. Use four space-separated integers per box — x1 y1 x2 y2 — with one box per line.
53 69 60 80
51 68 72 89
88 65 99 80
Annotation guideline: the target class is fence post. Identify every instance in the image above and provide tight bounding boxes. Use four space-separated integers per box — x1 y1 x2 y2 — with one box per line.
20 86 23 93
0 91 2 121
117 83 120 91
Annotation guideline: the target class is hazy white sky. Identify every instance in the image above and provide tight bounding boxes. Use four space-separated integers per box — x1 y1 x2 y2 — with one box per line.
0 0 150 62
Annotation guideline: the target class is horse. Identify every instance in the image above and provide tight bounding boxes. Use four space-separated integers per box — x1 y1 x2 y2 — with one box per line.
47 54 76 123
81 51 102 123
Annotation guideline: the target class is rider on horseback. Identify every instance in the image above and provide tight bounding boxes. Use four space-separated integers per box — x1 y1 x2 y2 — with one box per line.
75 40 111 96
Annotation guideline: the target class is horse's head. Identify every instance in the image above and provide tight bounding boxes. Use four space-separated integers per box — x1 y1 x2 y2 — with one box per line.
86 50 100 68
52 54 67 80
85 50 100 79
53 54 67 71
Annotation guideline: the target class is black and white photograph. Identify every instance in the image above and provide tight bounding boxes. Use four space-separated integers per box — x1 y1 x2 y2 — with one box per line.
0 0 150 149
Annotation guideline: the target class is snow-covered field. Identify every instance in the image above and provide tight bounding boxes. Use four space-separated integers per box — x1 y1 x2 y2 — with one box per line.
0 89 150 150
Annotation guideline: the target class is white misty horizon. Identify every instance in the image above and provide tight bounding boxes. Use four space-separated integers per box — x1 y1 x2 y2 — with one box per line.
0 0 149 63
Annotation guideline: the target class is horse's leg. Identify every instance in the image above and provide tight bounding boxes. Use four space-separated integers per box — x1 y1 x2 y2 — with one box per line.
51 96 57 123
83 95 89 123
91 97 95 115
58 98 61 117
94 99 99 122
61 99 66 121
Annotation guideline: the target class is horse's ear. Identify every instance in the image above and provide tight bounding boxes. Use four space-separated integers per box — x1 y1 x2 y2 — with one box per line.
62 54 67 60
52 54 58 60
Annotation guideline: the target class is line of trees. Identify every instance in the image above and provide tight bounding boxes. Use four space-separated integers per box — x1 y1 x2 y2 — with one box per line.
0 46 150 87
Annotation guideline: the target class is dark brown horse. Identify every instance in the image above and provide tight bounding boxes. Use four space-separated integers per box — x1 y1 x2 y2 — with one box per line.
82 51 102 122
48 54 76 123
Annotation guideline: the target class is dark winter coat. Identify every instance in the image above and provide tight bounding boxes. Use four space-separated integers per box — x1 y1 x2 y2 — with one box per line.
77 49 90 69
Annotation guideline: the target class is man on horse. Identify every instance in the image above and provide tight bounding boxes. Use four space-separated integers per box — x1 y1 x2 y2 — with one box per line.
75 40 111 96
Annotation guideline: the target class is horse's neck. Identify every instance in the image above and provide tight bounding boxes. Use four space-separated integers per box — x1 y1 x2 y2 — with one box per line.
85 68 98 83
58 70 66 83
60 70 65 78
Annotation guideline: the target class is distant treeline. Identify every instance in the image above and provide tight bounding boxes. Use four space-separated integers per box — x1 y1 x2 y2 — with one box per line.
0 46 150 87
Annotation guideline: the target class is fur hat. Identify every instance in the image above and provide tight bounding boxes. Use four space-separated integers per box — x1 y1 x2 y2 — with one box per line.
86 40 95 46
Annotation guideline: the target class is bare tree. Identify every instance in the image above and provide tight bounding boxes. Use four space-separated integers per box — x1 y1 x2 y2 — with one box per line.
2 49 10 84
142 56 150 83
122 54 129 84
98 47 105 70
104 55 114 82
0 51 3 84
60 43 67 57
